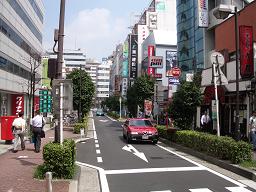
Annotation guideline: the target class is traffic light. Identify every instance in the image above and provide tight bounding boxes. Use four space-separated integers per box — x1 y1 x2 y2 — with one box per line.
39 89 52 113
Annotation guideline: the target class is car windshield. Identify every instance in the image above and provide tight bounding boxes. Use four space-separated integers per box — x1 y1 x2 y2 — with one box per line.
97 109 103 112
129 119 153 127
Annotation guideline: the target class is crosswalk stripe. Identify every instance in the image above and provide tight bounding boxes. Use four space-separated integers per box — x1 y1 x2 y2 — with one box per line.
226 187 252 192
189 189 213 192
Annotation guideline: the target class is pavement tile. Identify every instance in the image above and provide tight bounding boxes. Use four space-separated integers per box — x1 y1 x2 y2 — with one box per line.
0 126 80 192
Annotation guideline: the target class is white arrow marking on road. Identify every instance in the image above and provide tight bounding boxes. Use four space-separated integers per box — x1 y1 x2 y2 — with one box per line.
99 120 109 123
122 144 148 163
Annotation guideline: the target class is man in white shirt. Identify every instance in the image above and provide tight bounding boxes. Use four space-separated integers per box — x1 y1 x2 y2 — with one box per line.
31 110 45 153
12 111 26 152
201 111 211 132
249 110 256 150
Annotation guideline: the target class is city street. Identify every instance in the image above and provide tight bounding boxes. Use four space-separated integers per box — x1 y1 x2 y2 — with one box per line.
76 114 256 192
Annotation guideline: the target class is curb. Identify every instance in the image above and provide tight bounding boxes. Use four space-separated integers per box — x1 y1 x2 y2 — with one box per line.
159 137 256 181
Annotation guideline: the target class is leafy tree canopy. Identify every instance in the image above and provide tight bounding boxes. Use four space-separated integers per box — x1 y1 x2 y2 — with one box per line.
66 69 95 116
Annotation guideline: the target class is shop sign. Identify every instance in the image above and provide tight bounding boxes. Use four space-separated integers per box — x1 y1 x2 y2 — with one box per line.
169 77 180 85
12 95 24 115
149 56 163 68
147 45 155 76
198 0 208 27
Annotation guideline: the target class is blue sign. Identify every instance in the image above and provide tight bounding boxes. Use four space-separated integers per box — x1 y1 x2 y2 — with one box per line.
168 77 180 85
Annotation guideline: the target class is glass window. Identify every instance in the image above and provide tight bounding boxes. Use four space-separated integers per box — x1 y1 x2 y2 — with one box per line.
129 119 153 127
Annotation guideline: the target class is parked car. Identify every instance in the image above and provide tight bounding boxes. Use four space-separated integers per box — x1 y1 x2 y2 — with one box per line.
96 108 104 116
122 118 158 144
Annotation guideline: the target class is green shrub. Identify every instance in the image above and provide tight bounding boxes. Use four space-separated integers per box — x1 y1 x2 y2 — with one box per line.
34 139 76 179
73 123 85 134
157 128 253 164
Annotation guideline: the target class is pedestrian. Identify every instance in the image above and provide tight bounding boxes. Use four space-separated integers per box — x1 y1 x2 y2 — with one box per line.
31 110 45 153
249 110 256 150
12 111 26 153
201 111 211 132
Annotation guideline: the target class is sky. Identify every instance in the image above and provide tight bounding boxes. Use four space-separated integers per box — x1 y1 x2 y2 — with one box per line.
43 0 149 61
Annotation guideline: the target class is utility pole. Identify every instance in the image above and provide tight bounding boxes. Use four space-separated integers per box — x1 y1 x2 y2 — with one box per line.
55 0 66 144
79 64 82 121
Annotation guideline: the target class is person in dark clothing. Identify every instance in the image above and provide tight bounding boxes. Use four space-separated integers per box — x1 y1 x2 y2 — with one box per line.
31 110 45 153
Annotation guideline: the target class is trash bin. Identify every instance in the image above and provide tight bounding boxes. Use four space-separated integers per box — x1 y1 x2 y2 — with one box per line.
1 116 16 143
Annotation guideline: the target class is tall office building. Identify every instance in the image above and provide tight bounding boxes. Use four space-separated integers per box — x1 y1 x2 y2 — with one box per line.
0 0 44 117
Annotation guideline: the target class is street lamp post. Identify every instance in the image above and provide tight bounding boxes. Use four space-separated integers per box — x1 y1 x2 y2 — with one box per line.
79 64 82 121
213 5 240 140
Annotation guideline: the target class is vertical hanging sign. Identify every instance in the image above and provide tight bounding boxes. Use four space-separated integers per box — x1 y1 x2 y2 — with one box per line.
12 95 24 115
129 34 138 79
147 45 155 76
198 0 208 27
239 25 254 78
123 41 129 77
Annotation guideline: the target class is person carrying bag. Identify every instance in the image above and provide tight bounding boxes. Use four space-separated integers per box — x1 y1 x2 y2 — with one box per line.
31 110 45 153
12 112 26 153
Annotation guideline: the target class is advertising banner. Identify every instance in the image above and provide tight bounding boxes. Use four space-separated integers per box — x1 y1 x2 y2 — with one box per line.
147 45 155 76
166 50 177 77
129 34 138 79
198 0 208 27
148 12 157 30
123 41 129 77
169 77 180 85
239 25 254 78
12 95 24 115
149 56 163 68
144 100 152 117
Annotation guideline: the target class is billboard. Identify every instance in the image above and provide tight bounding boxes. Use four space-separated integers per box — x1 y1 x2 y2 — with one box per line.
144 100 153 116
129 34 138 79
166 50 177 77
149 56 163 68
239 26 254 78
148 12 157 30
198 0 208 27
123 41 129 77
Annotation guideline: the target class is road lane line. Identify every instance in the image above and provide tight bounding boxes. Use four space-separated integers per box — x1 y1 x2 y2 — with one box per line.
157 144 246 187
226 187 252 192
76 161 109 192
151 191 172 192
106 115 117 122
189 189 213 192
95 140 98 143
104 166 205 174
96 149 101 154
92 119 97 139
97 157 103 163
95 144 99 148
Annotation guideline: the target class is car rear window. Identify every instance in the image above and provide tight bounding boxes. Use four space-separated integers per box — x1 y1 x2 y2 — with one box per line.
129 120 153 127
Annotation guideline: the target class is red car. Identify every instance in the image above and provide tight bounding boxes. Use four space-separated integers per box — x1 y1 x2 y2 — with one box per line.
122 118 158 144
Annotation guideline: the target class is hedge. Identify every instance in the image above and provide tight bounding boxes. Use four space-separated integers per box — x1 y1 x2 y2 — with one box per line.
157 126 252 164
73 115 88 134
34 139 76 179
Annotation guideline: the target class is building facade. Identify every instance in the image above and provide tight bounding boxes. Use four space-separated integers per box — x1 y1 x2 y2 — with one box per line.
0 0 44 119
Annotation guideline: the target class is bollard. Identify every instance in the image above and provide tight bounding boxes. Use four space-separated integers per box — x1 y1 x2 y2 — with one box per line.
46 172 52 192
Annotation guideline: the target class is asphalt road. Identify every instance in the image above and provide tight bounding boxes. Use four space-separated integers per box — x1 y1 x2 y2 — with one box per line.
76 114 256 192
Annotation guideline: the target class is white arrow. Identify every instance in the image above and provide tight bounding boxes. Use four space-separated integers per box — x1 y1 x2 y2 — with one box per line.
122 144 148 163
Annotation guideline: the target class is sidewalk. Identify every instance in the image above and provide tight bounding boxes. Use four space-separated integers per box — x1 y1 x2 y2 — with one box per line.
0 124 82 192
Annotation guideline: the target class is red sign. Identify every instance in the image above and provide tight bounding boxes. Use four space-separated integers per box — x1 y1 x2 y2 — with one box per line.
154 73 162 78
171 67 181 78
147 45 155 76
12 95 24 116
239 26 254 78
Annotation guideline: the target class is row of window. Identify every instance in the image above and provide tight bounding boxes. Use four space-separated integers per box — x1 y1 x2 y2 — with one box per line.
0 18 41 60
28 0 43 22
97 85 109 88
0 55 33 80
7 0 42 43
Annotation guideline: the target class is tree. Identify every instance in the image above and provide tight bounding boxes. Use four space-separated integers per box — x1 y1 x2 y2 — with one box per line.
101 95 120 112
168 74 202 130
66 69 95 116
126 75 155 117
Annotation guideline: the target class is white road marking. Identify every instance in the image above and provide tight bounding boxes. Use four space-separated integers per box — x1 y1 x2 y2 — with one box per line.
95 144 99 148
81 142 86 143
122 144 148 162
99 120 109 123
105 166 205 175
189 189 213 192
92 119 97 139
106 115 117 122
157 144 246 187
95 140 98 143
226 187 253 192
17 156 28 159
96 149 101 154
97 157 103 163
48 136 54 139
151 191 172 192
76 161 110 192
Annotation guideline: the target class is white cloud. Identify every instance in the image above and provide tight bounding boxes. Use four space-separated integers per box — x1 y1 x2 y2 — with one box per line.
64 8 127 60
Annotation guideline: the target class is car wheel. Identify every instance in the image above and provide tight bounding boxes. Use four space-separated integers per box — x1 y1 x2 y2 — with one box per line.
152 140 158 145
123 132 126 139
